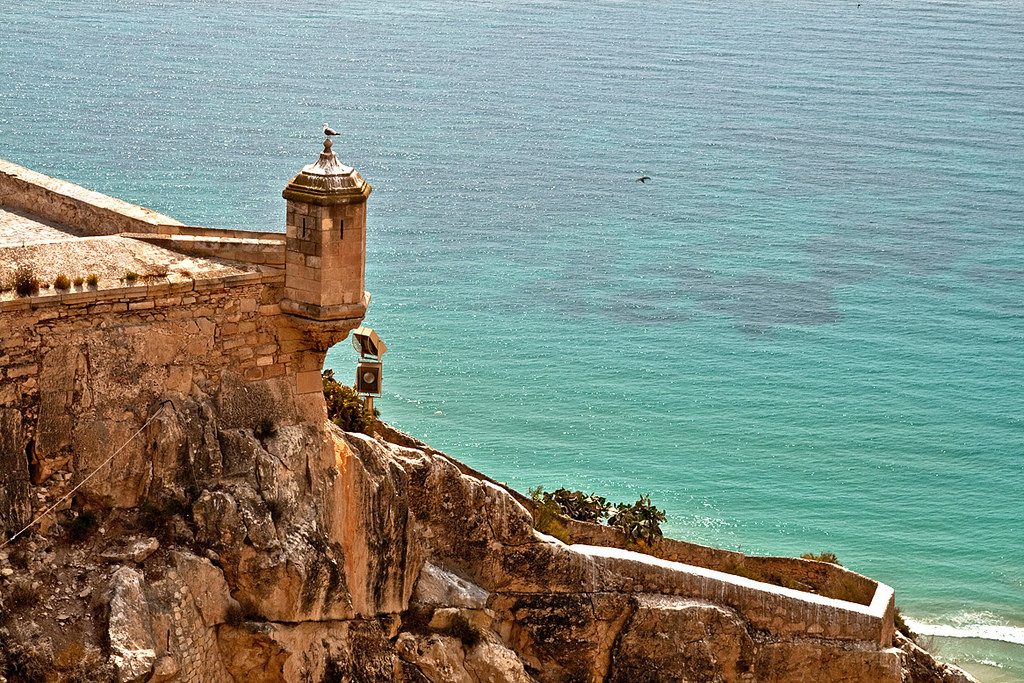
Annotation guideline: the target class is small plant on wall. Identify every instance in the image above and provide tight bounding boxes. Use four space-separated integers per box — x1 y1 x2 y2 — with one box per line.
14 265 40 296
800 552 841 565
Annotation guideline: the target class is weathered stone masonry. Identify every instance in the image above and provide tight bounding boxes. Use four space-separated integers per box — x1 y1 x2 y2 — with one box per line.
1 144 371 532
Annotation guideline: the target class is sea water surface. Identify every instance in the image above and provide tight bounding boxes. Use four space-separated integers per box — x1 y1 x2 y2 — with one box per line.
2 0 1022 679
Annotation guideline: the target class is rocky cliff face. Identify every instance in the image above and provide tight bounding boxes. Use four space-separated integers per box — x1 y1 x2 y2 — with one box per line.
0 392 977 683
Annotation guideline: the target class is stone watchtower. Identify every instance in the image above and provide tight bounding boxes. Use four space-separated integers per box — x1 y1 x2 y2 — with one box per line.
281 137 371 328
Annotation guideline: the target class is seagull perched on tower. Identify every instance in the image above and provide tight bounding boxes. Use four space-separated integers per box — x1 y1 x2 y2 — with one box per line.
322 123 340 137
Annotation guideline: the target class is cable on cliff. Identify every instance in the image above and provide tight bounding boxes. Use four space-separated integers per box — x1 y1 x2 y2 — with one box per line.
0 400 173 550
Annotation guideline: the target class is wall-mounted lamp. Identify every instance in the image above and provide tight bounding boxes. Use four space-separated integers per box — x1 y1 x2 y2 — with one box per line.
353 327 386 413
352 326 387 359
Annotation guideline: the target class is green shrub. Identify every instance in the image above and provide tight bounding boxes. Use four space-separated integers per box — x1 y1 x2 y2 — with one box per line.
322 369 378 433
72 276 84 287
800 551 841 565
528 487 572 543
608 495 666 546
535 487 611 523
14 265 40 296
59 511 98 543
123 271 139 284
86 273 99 287
894 607 916 640
53 273 72 290
527 486 666 545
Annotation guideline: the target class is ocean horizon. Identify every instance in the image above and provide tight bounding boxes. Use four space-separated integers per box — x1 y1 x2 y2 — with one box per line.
3 0 1022 679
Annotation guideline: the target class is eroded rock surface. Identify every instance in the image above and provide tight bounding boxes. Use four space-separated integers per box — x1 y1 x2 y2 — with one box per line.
0 402 979 683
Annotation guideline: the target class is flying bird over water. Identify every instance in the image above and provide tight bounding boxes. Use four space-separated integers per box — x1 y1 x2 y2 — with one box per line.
636 176 651 183
322 123 340 137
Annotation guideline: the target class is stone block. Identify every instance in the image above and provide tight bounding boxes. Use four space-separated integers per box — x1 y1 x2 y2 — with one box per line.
165 365 193 393
7 364 37 378
295 370 322 395
263 364 286 379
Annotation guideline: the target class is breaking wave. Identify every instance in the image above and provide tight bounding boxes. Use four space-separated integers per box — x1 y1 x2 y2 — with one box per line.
905 613 1024 646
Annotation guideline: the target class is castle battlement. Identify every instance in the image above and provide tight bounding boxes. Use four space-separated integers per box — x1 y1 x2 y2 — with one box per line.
0 146 372 516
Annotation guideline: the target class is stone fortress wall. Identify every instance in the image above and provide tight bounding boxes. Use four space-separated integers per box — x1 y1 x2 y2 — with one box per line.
0 156 355 537
0 156 912 679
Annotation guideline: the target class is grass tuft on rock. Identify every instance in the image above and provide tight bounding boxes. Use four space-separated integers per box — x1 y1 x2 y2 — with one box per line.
53 273 72 290
800 551 841 566
14 265 40 296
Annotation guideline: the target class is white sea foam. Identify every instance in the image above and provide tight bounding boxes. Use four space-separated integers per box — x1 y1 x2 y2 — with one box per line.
905 615 1024 646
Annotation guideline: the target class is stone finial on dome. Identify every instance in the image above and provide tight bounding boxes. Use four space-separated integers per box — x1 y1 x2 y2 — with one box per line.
282 137 370 205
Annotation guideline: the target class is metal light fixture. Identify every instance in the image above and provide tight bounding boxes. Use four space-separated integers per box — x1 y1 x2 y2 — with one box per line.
355 361 383 395
351 326 387 359
352 327 387 412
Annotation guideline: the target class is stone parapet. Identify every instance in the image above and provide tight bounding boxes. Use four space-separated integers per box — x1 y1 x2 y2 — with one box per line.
573 545 895 647
563 516 878 607
129 233 285 266
0 271 280 314
0 158 182 236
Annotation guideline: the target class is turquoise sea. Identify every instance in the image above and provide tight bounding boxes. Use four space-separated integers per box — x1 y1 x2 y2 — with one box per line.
2 0 1022 679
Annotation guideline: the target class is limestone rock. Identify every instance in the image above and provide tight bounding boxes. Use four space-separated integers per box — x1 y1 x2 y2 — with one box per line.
219 619 395 683
413 563 490 610
193 490 246 551
72 410 150 508
463 638 537 683
101 537 159 564
395 632 475 683
145 395 224 499
896 632 980 683
324 429 421 616
34 345 79 472
217 624 290 683
608 596 755 683
170 550 236 626
149 655 180 682
490 592 631 681
106 566 156 682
